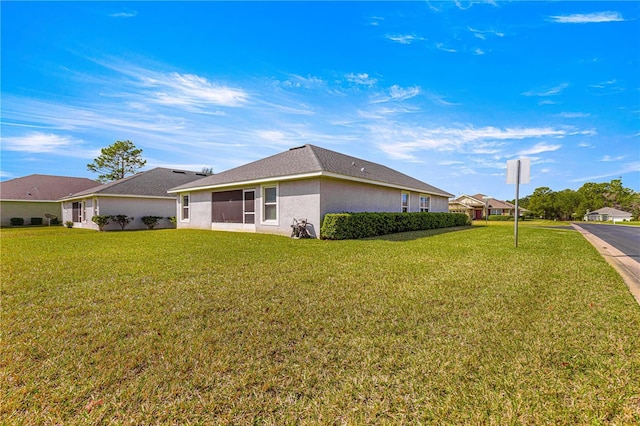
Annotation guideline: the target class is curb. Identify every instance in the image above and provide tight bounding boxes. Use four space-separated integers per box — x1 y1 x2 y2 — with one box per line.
572 224 640 306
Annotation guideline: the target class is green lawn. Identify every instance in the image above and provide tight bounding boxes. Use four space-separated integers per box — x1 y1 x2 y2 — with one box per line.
2 225 639 424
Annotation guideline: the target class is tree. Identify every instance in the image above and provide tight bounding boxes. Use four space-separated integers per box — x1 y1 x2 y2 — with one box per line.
87 140 146 183
201 167 214 174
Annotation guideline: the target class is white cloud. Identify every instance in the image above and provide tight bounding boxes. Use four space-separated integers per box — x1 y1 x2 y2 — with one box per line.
436 43 457 53
389 85 421 101
109 11 137 18
280 74 325 89
142 72 249 107
372 124 570 160
345 73 378 86
557 112 591 118
522 83 569 97
386 34 425 44
550 12 624 24
2 132 78 153
473 48 485 56
601 155 625 162
517 142 562 156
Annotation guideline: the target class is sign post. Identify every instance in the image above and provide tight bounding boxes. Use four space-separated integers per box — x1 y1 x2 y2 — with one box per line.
506 158 530 247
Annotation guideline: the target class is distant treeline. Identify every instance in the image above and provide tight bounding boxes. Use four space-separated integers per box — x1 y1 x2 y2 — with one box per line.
511 179 639 221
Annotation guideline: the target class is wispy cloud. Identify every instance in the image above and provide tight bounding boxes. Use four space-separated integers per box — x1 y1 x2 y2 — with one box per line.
389 85 421 101
435 43 457 53
473 48 486 56
345 73 378 86
109 11 137 18
2 132 82 153
141 72 249 107
522 83 569 97
550 12 624 24
571 161 640 183
468 27 505 39
385 34 425 44
372 124 571 160
557 112 591 118
517 142 562 156
279 74 325 89
601 155 625 162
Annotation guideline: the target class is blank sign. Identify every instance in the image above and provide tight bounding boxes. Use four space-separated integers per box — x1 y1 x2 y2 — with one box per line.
506 158 531 184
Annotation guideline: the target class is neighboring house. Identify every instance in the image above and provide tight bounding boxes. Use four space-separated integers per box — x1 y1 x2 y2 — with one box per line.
59 168 209 231
0 174 99 226
584 207 632 222
168 144 453 238
449 194 524 220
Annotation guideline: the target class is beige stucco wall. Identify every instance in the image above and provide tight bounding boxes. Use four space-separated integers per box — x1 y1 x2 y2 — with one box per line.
62 196 177 231
0 201 62 226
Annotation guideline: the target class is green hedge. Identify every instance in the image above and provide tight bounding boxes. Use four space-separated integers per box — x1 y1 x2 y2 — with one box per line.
320 212 469 240
488 215 513 221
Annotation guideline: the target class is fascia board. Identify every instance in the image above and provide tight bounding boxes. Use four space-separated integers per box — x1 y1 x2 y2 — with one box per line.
169 171 453 198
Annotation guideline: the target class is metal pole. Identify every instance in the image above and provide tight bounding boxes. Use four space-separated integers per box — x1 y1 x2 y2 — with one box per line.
514 159 520 248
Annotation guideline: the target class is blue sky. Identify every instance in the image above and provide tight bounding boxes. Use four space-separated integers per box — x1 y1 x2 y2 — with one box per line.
2 1 638 200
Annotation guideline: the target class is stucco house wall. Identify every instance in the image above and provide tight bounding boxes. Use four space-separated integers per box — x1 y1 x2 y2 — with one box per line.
0 201 61 226
62 197 176 230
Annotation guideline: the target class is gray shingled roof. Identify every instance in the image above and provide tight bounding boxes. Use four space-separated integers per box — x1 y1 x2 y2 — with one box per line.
169 144 453 197
587 207 632 216
0 174 99 201
60 168 210 200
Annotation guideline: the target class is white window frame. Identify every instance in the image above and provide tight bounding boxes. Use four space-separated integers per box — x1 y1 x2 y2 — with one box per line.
401 192 409 213
419 194 430 212
93 198 99 217
180 193 190 222
261 184 278 224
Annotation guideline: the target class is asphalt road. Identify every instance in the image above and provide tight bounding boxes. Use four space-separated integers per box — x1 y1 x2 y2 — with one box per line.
577 223 640 262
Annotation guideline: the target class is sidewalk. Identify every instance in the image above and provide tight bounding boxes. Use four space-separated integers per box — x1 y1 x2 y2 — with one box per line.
572 223 640 306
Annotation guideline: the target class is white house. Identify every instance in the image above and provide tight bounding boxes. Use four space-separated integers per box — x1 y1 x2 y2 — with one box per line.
60 168 209 230
584 207 633 222
168 144 454 238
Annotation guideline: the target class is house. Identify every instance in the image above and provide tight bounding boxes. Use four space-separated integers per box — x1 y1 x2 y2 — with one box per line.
584 207 632 222
168 144 453 238
449 194 523 220
0 174 99 226
59 168 209 231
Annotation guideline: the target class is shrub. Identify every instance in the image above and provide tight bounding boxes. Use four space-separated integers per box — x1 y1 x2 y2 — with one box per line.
65 221 74 228
91 214 112 231
168 216 177 226
321 212 469 240
111 215 133 231
142 216 164 230
488 215 514 221
30 217 43 226
10 217 24 226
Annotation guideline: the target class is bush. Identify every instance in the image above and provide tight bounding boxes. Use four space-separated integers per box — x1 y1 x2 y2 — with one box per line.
65 221 74 228
168 216 177 226
321 212 469 240
111 215 133 231
488 215 514 221
10 217 24 226
142 216 164 230
91 214 112 231
30 217 43 225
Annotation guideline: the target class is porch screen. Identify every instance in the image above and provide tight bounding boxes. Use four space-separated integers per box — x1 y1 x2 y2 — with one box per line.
72 202 82 222
212 190 243 223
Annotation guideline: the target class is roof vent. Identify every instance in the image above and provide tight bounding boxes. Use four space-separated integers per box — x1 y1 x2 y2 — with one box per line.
172 170 186 174
360 167 365 172
195 173 208 176
289 145 306 151
352 161 356 166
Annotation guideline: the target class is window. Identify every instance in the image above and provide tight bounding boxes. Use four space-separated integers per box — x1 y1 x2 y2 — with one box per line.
93 198 99 217
181 194 190 221
263 185 277 222
401 192 409 213
419 195 430 212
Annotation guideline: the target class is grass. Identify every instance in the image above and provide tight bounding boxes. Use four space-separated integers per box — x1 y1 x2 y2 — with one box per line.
2 224 639 424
